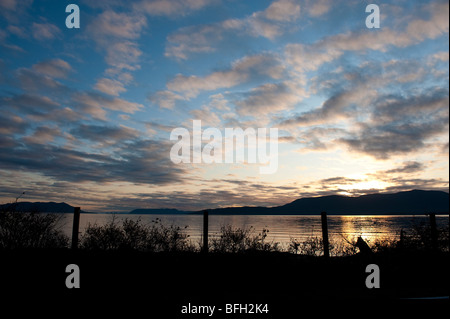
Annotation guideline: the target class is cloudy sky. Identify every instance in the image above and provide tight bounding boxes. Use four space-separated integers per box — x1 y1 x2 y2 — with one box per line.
0 0 448 212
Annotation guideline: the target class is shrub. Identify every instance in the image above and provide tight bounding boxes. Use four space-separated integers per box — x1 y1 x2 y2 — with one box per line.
79 218 126 250
80 217 194 252
395 223 449 252
329 237 358 256
210 225 280 253
289 236 358 257
0 205 69 249
296 236 324 256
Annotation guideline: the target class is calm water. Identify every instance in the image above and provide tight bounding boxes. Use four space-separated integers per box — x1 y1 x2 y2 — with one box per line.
57 214 449 248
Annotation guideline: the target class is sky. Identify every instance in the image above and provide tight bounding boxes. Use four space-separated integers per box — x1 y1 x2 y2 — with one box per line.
0 0 448 212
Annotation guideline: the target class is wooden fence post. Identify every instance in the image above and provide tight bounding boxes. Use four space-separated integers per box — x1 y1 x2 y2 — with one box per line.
203 210 209 254
71 207 81 250
321 212 330 258
429 213 438 251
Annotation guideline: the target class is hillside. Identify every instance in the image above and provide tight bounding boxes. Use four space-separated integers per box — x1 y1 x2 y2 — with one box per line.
0 202 79 213
1 190 448 215
204 190 449 215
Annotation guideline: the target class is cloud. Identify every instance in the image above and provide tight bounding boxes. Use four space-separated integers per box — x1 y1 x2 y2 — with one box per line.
165 0 301 60
105 41 143 72
167 72 242 99
429 51 449 63
7 25 27 38
31 22 61 41
23 126 62 145
285 1 449 75
88 10 147 41
12 60 72 95
291 127 347 151
156 53 287 111
280 48 449 159
384 161 426 174
32 59 72 79
371 89 449 123
264 0 301 22
94 78 127 96
6 59 144 123
380 59 426 83
0 136 187 186
73 92 144 120
441 142 449 156
167 54 285 98
1 43 25 52
86 10 147 94
246 15 283 40
149 90 186 109
83 0 215 21
112 178 303 211
134 0 214 17
0 0 17 10
235 81 304 116
244 0 301 39
144 122 176 134
0 113 29 135
208 93 230 111
304 0 333 17
339 118 448 160
383 180 449 194
320 176 360 185
281 84 375 128
285 43 342 73
290 86 449 159
0 91 83 126
70 124 139 145
189 107 222 127
28 107 81 124
1 93 60 116
313 173 449 197
16 67 68 93
165 24 220 60
405 1 449 41
365 162 448 194
0 0 32 23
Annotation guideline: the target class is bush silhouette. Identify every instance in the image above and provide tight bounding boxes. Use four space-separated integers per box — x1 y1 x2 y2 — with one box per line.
210 225 280 253
0 204 69 249
80 217 194 252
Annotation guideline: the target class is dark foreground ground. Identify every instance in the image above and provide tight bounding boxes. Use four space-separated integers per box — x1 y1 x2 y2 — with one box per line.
1 249 448 317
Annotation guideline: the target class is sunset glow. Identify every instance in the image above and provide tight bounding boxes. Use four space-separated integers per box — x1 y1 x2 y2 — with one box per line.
0 0 448 212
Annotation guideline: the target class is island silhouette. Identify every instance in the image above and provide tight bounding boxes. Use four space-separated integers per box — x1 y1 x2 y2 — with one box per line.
3 189 448 215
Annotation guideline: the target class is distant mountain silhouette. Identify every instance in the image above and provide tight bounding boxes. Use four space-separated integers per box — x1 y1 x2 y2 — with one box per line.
1 190 448 215
203 190 449 215
0 202 79 213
